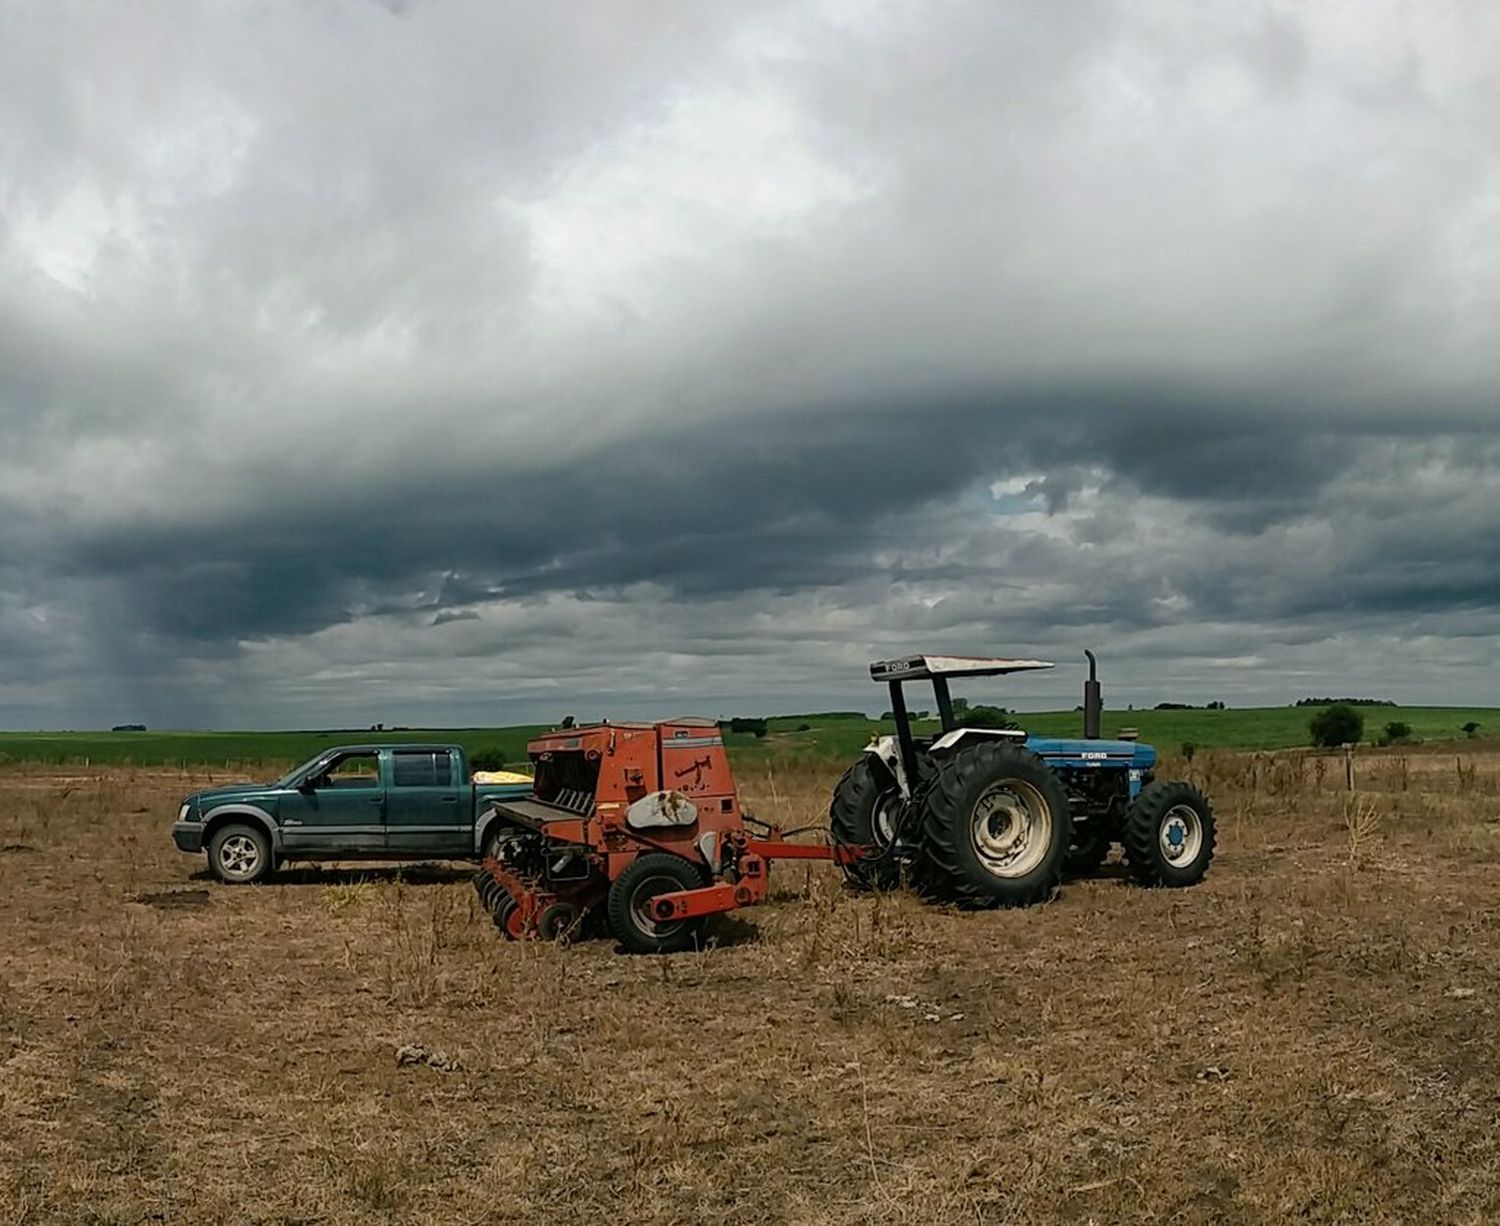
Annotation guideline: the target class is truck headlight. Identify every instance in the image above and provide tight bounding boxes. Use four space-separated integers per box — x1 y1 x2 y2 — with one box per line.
177 803 192 823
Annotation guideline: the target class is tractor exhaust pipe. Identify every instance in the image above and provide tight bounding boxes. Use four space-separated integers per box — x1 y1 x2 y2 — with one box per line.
1083 650 1102 739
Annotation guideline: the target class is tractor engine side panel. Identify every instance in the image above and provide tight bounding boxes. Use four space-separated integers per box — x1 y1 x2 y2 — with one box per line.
1025 737 1156 800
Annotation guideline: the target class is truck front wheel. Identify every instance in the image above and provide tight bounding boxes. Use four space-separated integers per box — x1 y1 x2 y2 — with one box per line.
207 822 272 885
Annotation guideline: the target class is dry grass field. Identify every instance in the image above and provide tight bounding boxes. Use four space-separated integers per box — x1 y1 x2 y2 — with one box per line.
4 745 1500 1224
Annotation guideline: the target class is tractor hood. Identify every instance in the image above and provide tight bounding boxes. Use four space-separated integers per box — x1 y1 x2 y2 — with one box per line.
1023 737 1157 770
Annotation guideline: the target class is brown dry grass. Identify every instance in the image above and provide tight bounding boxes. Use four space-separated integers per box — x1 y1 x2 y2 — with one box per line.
3 746 1500 1224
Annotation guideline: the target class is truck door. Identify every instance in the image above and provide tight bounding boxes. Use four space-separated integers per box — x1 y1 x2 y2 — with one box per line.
385 749 465 854
278 749 386 853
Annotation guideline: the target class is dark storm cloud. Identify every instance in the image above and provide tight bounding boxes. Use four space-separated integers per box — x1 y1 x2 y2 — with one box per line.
0 1 1498 725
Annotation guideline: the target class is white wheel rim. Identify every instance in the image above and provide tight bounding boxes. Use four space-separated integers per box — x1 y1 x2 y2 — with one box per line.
1159 804 1203 865
969 780 1053 879
873 794 897 847
220 834 260 878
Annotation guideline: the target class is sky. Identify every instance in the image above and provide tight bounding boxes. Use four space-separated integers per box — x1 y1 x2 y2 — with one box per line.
1 1 1497 730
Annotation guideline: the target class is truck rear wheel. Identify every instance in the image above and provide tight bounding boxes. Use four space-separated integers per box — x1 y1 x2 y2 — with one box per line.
606 853 707 955
829 758 902 890
920 743 1070 908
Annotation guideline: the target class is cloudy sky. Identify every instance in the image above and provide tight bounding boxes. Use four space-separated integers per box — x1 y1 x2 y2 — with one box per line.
1 1 1497 729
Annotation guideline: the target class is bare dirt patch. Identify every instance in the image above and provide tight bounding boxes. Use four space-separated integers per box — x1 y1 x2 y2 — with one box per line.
2 749 1500 1223
126 888 212 911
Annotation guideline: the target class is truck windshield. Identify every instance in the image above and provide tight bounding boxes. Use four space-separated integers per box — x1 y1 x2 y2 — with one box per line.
272 754 326 789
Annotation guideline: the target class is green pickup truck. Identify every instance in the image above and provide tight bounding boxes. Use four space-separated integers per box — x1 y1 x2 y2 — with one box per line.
170 744 532 884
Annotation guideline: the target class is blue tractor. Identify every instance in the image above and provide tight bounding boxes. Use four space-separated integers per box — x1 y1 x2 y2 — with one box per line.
829 651 1215 906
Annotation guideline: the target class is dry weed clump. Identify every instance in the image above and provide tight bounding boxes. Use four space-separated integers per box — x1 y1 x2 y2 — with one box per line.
2 748 1500 1223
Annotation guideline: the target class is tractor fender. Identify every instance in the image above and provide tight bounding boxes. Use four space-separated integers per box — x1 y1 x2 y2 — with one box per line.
861 736 909 798
201 804 281 852
930 727 1027 755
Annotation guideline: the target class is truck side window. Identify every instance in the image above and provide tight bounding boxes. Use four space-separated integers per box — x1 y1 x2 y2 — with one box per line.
393 751 449 788
324 751 380 787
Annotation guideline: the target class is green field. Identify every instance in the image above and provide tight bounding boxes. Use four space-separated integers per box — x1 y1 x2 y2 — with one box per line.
0 726 552 771
0 705 1492 769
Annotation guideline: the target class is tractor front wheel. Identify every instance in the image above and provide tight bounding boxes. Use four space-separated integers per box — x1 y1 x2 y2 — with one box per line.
606 854 708 955
829 758 902 890
920 743 1070 908
1122 780 1216 887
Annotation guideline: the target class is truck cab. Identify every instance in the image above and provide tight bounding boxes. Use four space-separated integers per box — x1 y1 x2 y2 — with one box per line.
171 743 533 884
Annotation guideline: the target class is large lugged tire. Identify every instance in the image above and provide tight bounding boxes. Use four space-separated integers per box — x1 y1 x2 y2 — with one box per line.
920 743 1070 907
606 853 709 955
207 822 272 885
829 758 902 890
1122 780 1215 887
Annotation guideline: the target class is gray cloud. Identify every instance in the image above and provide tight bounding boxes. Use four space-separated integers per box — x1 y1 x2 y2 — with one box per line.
0 1 1497 728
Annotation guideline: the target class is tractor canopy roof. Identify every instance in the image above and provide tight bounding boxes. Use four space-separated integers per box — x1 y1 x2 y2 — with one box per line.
869 654 1056 682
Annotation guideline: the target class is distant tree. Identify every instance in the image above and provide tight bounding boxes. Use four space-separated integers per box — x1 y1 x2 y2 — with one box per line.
1207 700 1226 710
795 723 812 732
1181 741 1197 761
111 723 147 732
951 696 970 715
470 748 506 771
1462 721 1481 738
1384 721 1413 744
560 715 575 729
1310 704 1364 748
722 717 768 738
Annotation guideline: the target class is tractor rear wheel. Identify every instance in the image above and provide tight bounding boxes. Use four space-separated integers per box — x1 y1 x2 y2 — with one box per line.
1122 780 1215 887
606 853 707 955
829 758 902 890
920 742 1070 908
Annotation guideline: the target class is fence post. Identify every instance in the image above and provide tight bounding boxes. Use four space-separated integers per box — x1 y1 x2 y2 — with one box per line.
1343 744 1355 791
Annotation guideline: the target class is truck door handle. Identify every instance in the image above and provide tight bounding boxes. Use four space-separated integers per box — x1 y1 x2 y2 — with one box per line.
368 798 384 806
439 796 456 804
